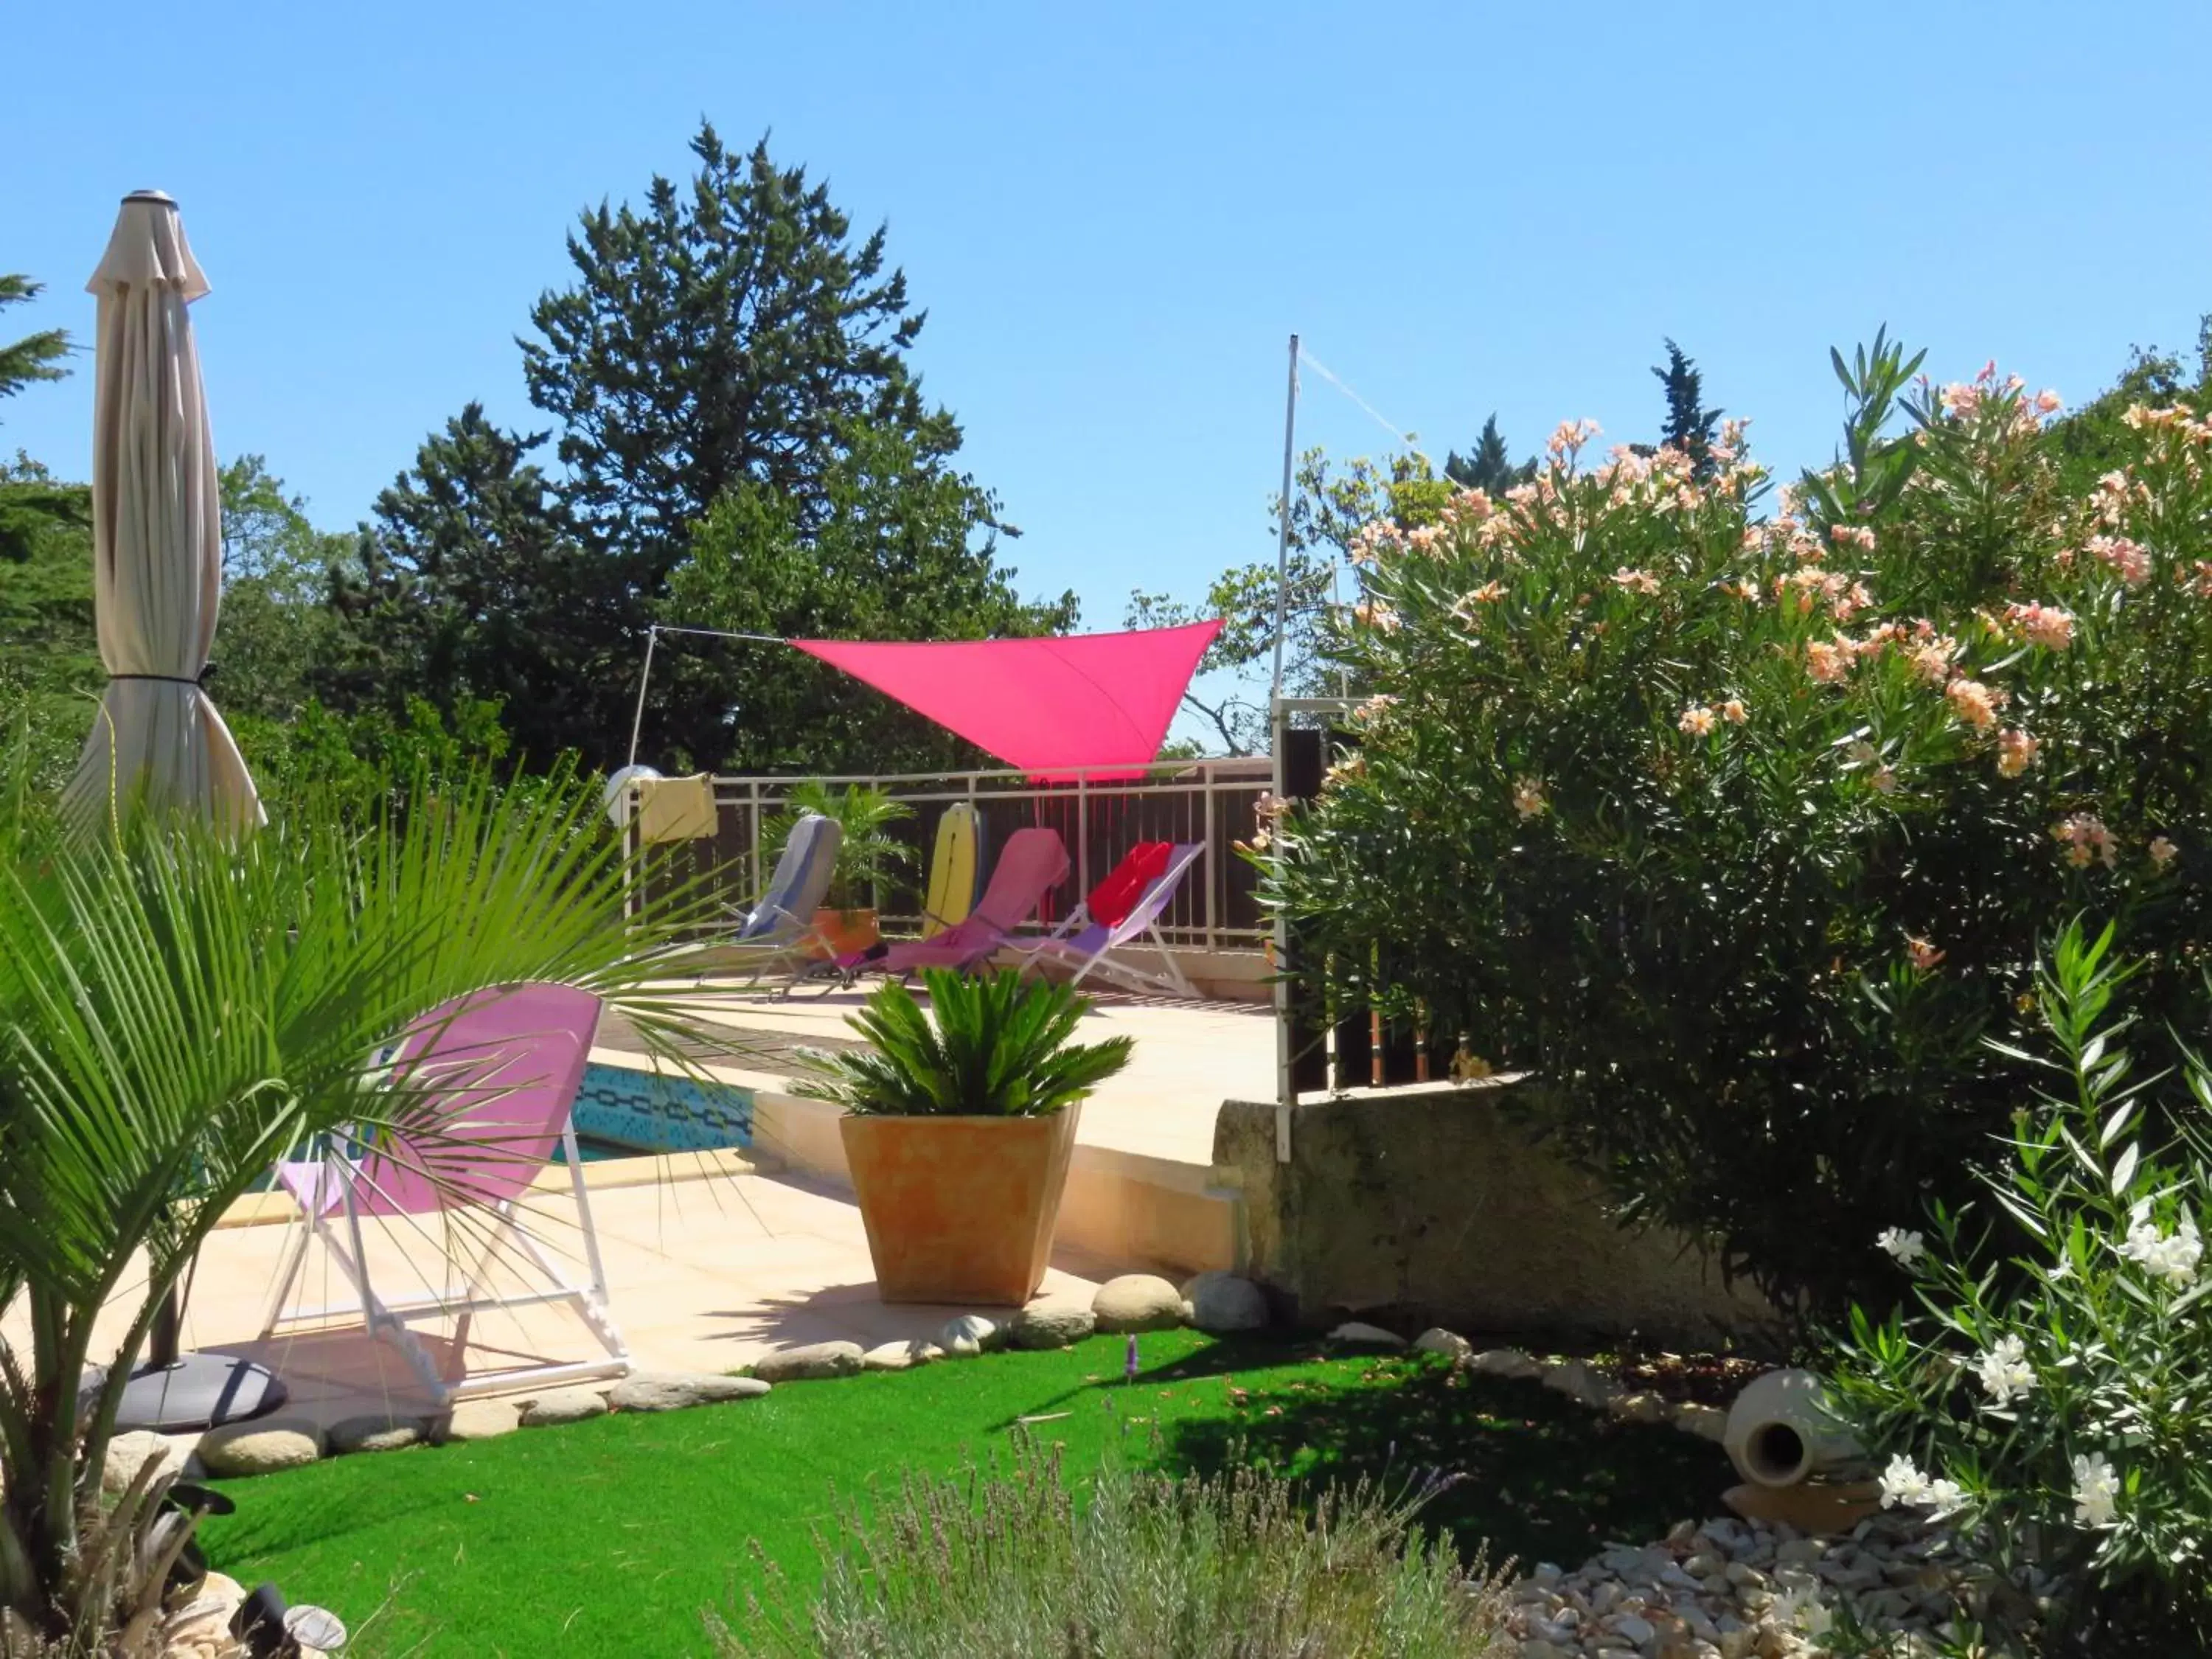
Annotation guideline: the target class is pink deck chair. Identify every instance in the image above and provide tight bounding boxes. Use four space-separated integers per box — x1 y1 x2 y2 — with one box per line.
258 984 627 1405
1014 842 1205 996
860 826 1071 978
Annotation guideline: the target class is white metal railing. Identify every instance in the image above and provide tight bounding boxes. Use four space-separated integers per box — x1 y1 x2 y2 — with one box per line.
641 757 1273 950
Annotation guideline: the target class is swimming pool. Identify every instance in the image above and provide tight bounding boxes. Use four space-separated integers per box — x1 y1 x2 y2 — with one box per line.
563 1062 755 1161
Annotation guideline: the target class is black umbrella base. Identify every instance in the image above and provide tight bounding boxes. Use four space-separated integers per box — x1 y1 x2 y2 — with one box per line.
114 1354 288 1434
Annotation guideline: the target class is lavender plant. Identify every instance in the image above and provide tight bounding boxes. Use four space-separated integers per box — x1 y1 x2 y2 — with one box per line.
712 1429 1507 1658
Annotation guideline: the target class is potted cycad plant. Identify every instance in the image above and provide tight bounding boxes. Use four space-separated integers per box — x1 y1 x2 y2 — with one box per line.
796 969 1133 1304
764 781 914 959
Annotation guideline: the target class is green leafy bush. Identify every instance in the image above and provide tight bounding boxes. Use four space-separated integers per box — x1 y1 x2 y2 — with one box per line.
1829 923 2212 1655
796 967 1131 1116
713 1432 1506 1658
1265 338 2212 1318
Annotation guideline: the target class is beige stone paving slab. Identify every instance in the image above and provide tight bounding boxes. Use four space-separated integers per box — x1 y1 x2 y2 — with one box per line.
29 1169 1109 1438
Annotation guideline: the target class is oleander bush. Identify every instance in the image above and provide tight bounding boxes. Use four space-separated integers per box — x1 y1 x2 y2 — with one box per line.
714 1432 1508 1658
1830 924 2212 1656
1265 335 2212 1320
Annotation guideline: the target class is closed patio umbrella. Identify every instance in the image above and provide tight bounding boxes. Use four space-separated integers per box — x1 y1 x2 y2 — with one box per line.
66 191 279 1430
61 190 260 833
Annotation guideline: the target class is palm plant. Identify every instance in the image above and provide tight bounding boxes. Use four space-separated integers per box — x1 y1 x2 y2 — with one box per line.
0 757 718 1646
762 782 914 914
795 969 1133 1117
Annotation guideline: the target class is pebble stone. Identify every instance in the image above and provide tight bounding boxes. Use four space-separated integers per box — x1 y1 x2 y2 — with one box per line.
1502 1510 1980 1659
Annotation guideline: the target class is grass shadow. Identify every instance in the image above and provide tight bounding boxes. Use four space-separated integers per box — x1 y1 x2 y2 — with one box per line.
1138 1350 1733 1570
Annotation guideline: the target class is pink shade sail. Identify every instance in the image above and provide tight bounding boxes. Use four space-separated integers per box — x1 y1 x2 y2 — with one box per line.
793 621 1221 781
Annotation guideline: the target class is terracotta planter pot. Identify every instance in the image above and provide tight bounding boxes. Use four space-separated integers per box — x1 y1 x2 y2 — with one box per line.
839 1105 1082 1305
810 907 881 960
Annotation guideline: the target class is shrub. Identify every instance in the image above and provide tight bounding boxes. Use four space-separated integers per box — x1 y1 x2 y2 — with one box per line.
712 1431 1507 1658
795 967 1132 1116
1828 923 2212 1655
1264 337 2212 1319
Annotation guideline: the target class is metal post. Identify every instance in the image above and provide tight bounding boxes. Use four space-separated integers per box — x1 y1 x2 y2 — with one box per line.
1271 698 1293 1157
1075 771 1091 921
1269 334 1300 700
1202 766 1218 954
625 625 660 770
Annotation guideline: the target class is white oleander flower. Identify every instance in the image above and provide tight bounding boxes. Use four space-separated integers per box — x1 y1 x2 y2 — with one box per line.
2117 1210 2202 1288
1880 1454 1931 1509
1975 1334 2035 1407
2073 1452 2121 1528
1877 1227 1927 1267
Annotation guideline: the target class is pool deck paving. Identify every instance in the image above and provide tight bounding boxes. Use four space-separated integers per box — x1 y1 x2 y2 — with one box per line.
34 987 1273 1437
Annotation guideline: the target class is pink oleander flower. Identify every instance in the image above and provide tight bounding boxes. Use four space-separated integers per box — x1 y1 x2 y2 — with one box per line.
1806 640 1848 684
1405 524 1444 553
2004 602 2076 650
1512 778 1548 820
2053 813 2117 870
1354 693 1399 723
1871 765 1899 794
1452 581 1506 622
1546 418 1601 462
1830 524 1878 554
2086 535 2152 587
1352 600 1402 633
1678 704 1718 737
1941 382 1983 419
1611 566 1662 597
1720 698 1748 725
1947 678 2003 731
2036 389 2063 414
1997 728 2039 779
2150 836 2178 870
1909 635 1959 685
1906 935 1946 972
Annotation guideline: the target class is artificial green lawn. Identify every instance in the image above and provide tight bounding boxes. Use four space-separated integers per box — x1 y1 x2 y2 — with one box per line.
201 1332 1730 1657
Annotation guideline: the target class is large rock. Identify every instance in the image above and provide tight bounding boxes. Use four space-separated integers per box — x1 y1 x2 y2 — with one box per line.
1674 1401 1729 1442
437 1399 521 1442
1412 1327 1473 1361
328 1414 427 1455
520 1386 611 1427
862 1339 942 1371
937 1314 1004 1357
1470 1346 1543 1380
1540 1359 1621 1409
753 1340 863 1382
1010 1301 1096 1350
1091 1275 1189 1333
1182 1271 1269 1333
100 1430 192 1498
198 1418 323 1478
1328 1321 1405 1349
608 1371 771 1412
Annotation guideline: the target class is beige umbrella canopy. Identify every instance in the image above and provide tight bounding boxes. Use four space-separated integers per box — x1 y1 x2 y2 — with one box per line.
62 190 260 833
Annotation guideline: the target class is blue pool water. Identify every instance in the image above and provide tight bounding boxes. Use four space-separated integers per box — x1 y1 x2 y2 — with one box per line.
561 1061 755 1161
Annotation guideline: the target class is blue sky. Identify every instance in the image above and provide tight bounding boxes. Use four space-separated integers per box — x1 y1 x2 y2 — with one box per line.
7 0 2211 678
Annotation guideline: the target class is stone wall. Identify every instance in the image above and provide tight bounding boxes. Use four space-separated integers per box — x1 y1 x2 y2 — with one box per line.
1211 1079 1778 1351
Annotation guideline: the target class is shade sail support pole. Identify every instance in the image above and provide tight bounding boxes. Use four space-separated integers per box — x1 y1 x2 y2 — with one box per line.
1270 333 1301 700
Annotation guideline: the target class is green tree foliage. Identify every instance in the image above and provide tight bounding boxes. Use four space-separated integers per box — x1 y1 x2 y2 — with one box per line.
322 123 1064 774
660 422 1074 771
524 122 956 570
2044 316 2211 500
1649 337 1721 474
0 454 97 788
214 454 355 723
322 405 601 762
1444 414 1531 495
0 276 83 565
1267 339 2212 1321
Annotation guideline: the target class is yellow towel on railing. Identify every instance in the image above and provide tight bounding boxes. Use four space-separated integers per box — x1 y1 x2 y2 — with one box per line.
635 773 718 844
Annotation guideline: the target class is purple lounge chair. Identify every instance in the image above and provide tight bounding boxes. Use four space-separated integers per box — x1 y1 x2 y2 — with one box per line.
259 984 627 1405
1012 842 1205 996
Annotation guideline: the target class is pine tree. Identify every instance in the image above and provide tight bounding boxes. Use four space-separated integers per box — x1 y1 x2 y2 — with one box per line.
1444 414 1532 494
1652 338 1722 474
